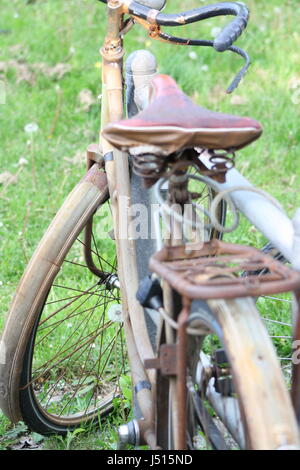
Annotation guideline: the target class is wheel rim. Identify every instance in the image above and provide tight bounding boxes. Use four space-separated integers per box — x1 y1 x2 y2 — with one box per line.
20 202 128 426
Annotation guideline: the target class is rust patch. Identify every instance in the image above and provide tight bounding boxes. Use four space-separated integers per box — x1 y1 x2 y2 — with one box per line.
80 164 108 192
149 24 160 39
145 344 178 376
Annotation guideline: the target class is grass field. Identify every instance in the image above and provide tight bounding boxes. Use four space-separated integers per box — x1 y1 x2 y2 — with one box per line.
0 0 300 450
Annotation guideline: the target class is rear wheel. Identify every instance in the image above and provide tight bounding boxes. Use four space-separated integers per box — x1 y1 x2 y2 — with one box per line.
184 297 299 450
240 243 294 388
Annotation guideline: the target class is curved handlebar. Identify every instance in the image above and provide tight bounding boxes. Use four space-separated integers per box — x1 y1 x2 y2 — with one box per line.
98 1 250 52
212 3 249 52
98 1 250 91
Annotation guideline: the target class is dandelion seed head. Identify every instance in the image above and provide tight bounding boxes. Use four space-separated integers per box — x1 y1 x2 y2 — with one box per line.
24 122 39 134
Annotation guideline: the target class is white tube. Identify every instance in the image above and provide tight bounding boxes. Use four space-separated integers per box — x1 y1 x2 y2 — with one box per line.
292 209 300 271
217 168 295 262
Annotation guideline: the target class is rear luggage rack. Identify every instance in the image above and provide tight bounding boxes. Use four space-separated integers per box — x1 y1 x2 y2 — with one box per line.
149 239 300 300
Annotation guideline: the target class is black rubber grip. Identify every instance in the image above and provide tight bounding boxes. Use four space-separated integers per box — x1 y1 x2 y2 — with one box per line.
98 0 249 52
213 3 249 52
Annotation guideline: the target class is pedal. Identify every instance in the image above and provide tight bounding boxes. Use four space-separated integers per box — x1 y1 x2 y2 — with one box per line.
136 275 163 310
149 239 300 300
214 377 234 397
210 349 234 396
213 349 229 366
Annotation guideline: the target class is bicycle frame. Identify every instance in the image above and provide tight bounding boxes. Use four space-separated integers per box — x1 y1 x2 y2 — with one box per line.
98 0 200 450
216 167 299 265
99 0 157 448
92 0 300 449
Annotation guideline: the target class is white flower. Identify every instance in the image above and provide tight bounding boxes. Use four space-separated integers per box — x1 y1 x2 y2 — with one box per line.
188 51 197 60
0 222 3 228
18 157 28 166
24 122 39 134
201 64 209 72
67 323 73 328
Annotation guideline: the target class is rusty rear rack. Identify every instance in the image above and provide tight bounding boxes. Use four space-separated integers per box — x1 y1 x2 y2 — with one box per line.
148 239 300 448
149 239 300 300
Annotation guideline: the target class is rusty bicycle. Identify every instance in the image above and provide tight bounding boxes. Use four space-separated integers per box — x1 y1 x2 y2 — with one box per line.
1 0 300 450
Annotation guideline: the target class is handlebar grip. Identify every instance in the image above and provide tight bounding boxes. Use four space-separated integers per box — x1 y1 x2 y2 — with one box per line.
213 3 249 52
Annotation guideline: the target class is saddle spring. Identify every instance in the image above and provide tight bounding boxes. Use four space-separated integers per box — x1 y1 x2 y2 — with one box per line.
131 147 236 187
131 151 168 187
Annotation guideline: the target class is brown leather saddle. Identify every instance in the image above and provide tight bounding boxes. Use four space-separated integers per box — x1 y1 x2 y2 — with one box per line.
102 74 262 155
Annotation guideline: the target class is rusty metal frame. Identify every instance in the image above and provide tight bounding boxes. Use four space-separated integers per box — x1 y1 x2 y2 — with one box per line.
86 0 300 449
150 239 300 300
97 0 158 448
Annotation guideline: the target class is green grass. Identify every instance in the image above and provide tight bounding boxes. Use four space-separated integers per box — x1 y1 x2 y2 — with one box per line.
1 0 300 449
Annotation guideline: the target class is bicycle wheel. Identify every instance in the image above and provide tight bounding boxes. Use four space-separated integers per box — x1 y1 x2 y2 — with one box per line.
0 165 127 434
247 244 294 385
171 297 299 450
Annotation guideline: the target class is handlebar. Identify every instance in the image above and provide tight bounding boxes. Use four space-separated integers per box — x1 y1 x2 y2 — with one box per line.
99 1 250 91
212 3 249 52
99 1 249 52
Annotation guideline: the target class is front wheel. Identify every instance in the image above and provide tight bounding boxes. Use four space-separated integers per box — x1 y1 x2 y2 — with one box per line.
0 165 128 434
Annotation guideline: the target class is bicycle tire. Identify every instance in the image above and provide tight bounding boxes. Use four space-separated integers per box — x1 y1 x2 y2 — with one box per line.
248 244 294 384
164 297 299 450
0 165 128 434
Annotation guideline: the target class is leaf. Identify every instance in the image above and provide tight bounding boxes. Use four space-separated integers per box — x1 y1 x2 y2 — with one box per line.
71 428 85 436
2 422 27 440
77 382 96 397
119 375 132 403
71 376 96 386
